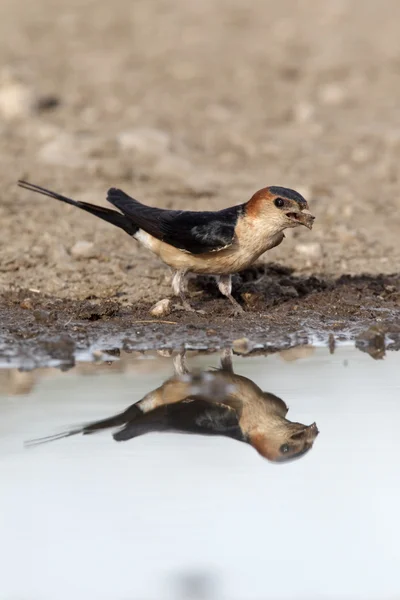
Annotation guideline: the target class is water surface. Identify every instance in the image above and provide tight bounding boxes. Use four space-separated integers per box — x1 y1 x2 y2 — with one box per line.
0 346 399 600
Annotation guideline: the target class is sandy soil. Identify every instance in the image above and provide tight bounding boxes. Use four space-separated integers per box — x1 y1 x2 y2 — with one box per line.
0 0 399 356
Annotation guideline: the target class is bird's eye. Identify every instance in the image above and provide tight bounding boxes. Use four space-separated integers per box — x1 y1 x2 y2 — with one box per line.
280 443 291 454
274 198 285 208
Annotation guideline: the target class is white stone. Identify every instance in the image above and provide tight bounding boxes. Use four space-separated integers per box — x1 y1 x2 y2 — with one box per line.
70 240 97 259
318 83 346 106
149 298 172 318
0 80 34 119
232 337 251 355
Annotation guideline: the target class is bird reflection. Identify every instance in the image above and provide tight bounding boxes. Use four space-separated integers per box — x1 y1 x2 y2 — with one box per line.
26 349 319 463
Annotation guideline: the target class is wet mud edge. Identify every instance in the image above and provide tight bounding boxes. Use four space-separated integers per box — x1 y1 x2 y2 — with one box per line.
1 266 399 368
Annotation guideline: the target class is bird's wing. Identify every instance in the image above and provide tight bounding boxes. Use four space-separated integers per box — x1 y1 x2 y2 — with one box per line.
107 188 243 254
113 399 245 442
185 400 244 439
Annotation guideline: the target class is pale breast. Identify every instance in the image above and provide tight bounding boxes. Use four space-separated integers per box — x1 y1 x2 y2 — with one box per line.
133 223 285 275
228 375 273 432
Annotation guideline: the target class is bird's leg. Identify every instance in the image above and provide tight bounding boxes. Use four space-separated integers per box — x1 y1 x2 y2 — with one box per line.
172 270 205 313
172 270 192 310
173 350 189 375
217 274 244 314
220 347 234 372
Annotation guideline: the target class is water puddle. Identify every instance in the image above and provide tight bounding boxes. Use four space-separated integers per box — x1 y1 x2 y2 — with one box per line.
0 345 399 599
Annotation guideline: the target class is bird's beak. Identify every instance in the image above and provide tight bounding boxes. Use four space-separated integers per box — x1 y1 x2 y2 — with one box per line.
306 422 319 440
286 209 315 230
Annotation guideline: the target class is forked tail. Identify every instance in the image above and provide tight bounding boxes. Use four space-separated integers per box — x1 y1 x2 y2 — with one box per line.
17 180 138 235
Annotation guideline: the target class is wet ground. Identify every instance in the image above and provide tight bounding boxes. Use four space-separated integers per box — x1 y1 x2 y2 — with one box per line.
1 267 399 368
1 0 400 362
1 346 399 599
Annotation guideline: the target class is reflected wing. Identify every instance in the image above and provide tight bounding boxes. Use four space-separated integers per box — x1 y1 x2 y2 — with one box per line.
113 399 245 442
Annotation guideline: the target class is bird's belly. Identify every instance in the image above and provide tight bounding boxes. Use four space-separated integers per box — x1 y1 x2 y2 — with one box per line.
134 229 284 275
160 244 264 274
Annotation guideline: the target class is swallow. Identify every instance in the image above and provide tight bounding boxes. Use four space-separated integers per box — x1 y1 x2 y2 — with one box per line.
26 350 319 463
17 180 315 313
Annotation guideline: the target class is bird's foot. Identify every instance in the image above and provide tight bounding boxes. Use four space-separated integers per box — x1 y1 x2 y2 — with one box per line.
226 296 245 316
231 304 245 316
177 306 206 315
224 306 245 318
174 300 205 315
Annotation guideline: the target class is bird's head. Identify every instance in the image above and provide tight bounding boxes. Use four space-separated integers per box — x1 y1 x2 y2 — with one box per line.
246 186 315 231
251 420 319 463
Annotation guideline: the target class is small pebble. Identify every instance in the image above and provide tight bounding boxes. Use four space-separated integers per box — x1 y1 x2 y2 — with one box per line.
232 337 251 354
157 349 173 357
70 240 97 259
343 205 353 218
0 79 34 119
242 292 263 307
318 83 346 106
149 298 172 318
20 298 33 310
356 326 386 360
385 285 396 293
92 350 104 362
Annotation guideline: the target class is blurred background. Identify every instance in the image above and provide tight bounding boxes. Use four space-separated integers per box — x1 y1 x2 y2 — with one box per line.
0 0 400 301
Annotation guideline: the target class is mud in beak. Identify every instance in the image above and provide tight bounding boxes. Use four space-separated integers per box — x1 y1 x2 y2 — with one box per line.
286 210 315 230
306 422 319 440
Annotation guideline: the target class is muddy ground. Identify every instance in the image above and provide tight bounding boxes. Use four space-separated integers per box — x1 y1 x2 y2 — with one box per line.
1 267 399 367
0 0 399 365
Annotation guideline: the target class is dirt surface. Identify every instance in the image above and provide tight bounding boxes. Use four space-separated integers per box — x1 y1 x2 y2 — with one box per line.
1 267 399 368
0 0 399 361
